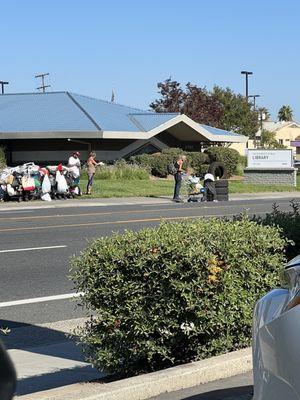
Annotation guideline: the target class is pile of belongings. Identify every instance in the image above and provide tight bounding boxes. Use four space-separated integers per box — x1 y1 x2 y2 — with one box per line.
0 162 81 202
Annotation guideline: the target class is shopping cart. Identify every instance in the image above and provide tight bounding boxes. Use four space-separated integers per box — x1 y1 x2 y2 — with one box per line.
182 175 205 202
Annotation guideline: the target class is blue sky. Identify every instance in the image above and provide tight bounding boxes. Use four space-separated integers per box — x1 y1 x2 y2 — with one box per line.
1 0 300 120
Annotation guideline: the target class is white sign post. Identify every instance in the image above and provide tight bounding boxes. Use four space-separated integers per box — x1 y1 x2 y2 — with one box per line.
247 149 293 169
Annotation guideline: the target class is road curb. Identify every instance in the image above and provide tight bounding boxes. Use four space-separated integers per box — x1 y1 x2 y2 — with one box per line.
1 192 300 212
17 347 252 400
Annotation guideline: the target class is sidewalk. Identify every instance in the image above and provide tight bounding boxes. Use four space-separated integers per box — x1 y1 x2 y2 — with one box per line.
2 318 103 397
0 191 299 211
2 317 252 399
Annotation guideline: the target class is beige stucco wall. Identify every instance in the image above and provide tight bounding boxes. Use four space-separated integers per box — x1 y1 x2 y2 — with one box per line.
273 125 300 151
230 125 300 156
229 140 256 155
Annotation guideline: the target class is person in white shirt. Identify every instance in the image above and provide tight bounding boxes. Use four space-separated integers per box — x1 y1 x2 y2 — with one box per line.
204 172 216 201
67 152 81 178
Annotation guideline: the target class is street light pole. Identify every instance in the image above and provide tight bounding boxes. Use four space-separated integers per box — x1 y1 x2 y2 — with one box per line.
241 71 253 102
248 94 260 110
0 81 9 94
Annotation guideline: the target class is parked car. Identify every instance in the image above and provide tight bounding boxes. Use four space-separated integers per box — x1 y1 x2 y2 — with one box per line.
253 255 300 399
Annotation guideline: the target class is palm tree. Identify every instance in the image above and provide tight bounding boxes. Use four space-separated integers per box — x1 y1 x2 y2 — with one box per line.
278 105 293 121
258 107 270 121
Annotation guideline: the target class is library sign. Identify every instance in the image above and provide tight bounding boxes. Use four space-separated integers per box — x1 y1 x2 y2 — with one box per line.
247 149 293 169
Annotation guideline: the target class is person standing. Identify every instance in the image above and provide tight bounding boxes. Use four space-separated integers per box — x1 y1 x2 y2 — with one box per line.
86 152 99 195
173 154 186 202
203 172 217 201
67 152 81 179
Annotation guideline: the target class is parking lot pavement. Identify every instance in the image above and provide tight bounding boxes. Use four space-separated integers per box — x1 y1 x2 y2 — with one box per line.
149 372 253 400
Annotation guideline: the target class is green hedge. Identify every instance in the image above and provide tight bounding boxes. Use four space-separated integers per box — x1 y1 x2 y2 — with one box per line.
255 200 300 260
205 147 240 176
130 149 209 178
71 217 287 377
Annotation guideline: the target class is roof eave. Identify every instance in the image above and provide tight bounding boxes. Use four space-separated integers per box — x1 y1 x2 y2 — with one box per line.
0 131 103 139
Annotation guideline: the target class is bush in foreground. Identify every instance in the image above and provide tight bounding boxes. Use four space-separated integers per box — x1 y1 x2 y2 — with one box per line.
71 218 287 377
254 200 300 260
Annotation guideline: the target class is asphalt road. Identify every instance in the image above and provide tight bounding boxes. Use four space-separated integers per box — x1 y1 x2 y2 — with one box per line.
0 197 295 328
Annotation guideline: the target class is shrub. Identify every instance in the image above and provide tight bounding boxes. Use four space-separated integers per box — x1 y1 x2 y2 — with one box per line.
131 149 209 177
186 152 209 176
131 152 175 178
254 201 300 260
94 160 149 180
238 155 247 167
205 147 240 176
235 164 244 176
71 217 287 377
129 154 153 170
150 154 172 178
161 148 183 158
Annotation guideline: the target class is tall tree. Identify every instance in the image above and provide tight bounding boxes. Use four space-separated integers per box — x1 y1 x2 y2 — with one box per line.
278 105 293 121
258 107 270 121
212 86 259 138
150 79 223 127
150 79 260 139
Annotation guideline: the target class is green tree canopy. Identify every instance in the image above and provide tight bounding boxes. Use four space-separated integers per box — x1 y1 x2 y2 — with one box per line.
278 105 293 121
212 86 259 138
150 79 259 139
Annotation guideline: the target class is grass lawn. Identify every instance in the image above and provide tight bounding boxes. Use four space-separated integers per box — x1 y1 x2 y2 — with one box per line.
79 175 300 198
229 180 299 193
80 179 174 198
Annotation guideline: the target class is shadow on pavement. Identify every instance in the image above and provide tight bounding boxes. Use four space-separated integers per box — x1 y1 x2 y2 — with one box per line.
16 365 100 396
0 319 104 396
181 385 253 400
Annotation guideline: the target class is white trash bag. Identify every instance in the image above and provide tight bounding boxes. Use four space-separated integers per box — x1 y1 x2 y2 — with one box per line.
56 171 68 194
6 184 15 196
41 193 51 202
42 174 51 194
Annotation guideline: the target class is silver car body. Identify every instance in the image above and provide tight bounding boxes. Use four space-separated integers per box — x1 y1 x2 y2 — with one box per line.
253 255 300 400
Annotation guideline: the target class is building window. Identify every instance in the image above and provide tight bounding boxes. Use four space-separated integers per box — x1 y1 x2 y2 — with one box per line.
279 139 283 145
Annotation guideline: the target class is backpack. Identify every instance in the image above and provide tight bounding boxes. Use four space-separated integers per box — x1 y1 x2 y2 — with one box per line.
167 162 177 175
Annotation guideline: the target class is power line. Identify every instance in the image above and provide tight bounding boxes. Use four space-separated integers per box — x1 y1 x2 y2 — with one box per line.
35 73 51 93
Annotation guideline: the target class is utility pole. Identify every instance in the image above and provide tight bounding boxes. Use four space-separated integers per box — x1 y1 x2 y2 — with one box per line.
248 94 260 110
241 70 253 102
0 81 9 94
35 73 51 92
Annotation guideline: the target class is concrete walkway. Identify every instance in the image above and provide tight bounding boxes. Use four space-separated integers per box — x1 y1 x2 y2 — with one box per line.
0 191 299 211
2 318 103 397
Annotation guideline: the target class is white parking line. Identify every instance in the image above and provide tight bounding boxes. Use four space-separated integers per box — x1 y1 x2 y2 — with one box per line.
0 245 67 253
0 292 84 308
0 210 33 214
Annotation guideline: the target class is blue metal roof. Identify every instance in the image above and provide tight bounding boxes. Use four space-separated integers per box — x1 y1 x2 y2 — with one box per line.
0 92 179 133
200 124 241 137
69 93 146 132
0 92 245 141
0 92 98 132
128 113 179 132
